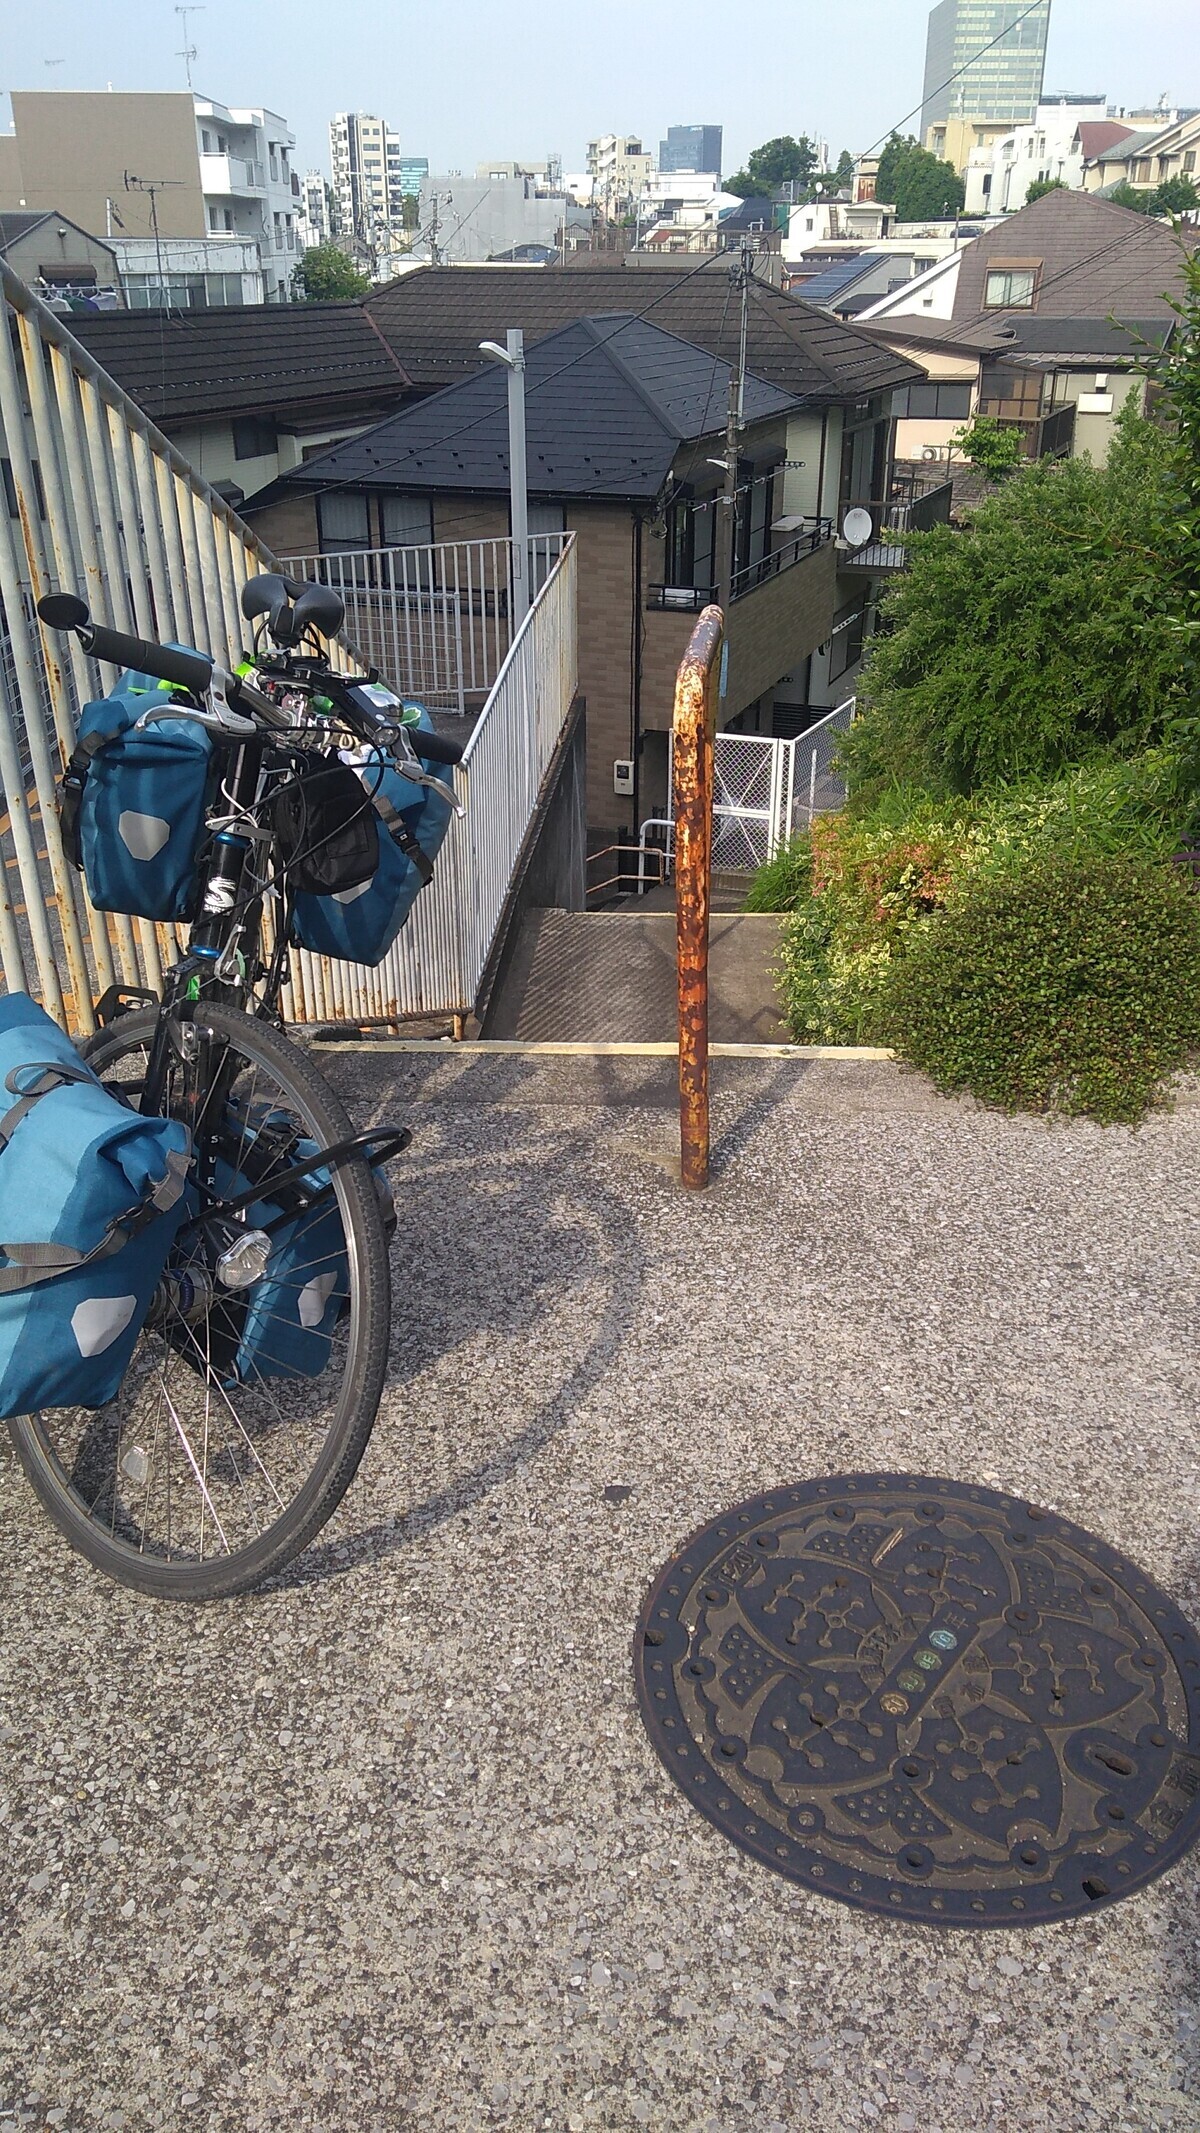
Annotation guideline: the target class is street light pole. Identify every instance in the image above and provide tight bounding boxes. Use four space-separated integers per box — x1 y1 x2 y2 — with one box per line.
479 328 529 627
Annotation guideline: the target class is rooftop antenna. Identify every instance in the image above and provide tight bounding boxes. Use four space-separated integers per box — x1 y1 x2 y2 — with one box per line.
175 5 204 91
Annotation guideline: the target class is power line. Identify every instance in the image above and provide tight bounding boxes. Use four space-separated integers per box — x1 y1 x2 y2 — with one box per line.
858 0 1050 161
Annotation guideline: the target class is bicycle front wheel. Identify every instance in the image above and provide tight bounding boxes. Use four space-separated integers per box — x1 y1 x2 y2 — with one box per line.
8 1005 391 1600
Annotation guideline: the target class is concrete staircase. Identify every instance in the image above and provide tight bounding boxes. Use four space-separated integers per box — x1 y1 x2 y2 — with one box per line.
485 908 787 1043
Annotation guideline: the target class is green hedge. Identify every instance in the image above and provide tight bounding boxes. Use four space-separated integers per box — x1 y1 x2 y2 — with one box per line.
884 851 1200 1124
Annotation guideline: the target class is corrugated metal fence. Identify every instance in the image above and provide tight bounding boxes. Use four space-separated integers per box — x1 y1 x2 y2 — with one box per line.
0 262 577 1033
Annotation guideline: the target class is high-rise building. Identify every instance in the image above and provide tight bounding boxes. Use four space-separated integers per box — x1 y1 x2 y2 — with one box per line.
329 112 405 242
920 0 1051 138
658 125 723 176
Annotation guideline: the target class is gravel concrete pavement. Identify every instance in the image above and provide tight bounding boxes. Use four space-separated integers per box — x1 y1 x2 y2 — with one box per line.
1 1052 1198 2133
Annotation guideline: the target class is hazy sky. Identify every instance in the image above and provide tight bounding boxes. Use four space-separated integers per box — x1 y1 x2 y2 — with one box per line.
2 0 1197 180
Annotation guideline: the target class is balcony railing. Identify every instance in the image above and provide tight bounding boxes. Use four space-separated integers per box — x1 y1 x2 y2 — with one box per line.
976 399 1076 460
646 515 834 613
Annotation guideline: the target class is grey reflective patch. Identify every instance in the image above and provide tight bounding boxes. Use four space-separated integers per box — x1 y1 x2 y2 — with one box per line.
71 1294 137 1356
117 810 171 861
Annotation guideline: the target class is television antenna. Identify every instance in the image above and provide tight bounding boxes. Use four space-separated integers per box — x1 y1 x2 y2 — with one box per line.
175 5 205 90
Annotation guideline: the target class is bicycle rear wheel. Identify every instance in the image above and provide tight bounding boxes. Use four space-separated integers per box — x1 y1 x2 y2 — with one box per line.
8 1005 391 1600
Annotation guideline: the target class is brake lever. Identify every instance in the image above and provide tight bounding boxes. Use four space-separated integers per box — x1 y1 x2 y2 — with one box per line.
387 724 466 817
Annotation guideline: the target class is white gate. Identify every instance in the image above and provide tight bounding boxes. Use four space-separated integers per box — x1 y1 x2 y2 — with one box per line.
647 698 855 881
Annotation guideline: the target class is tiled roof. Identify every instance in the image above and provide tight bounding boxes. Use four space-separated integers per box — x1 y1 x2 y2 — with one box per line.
950 189 1195 323
272 314 798 505
364 256 921 402
66 302 411 424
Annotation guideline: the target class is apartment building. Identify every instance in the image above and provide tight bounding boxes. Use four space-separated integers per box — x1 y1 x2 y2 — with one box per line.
586 135 656 219
329 112 405 241
0 90 298 301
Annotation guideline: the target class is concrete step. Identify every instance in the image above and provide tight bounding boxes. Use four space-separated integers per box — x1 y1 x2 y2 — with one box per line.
485 908 788 1044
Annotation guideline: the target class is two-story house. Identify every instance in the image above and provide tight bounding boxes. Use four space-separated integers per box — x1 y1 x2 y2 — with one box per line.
244 306 923 835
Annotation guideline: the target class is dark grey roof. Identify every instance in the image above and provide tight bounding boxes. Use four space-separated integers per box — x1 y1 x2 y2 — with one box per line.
66 302 412 425
364 255 921 402
266 314 797 507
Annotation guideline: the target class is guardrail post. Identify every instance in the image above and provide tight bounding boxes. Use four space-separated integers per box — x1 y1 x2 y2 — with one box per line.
674 604 723 1191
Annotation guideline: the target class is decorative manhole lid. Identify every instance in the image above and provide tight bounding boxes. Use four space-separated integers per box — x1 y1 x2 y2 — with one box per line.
633 1475 1200 1927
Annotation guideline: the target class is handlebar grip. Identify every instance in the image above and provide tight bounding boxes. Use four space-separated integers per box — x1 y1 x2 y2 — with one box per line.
82 623 213 696
409 727 463 767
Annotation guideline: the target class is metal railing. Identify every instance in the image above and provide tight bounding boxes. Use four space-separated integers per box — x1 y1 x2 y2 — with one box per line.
0 259 578 1033
281 534 569 713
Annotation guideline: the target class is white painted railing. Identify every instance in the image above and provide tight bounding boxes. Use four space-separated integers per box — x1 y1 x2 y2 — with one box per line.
0 260 578 1033
280 535 570 713
284 534 578 1024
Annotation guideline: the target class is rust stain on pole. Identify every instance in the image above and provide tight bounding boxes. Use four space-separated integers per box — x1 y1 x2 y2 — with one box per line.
673 604 723 1190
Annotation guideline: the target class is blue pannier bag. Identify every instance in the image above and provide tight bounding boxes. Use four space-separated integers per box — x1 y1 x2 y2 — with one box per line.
0 995 191 1419
60 662 214 922
208 1102 349 1385
290 713 453 966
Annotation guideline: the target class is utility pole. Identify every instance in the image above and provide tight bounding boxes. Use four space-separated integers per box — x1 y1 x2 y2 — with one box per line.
715 244 752 636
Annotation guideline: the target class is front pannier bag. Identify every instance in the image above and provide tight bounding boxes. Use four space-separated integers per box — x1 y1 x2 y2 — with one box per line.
60 666 213 922
290 714 453 966
0 996 191 1418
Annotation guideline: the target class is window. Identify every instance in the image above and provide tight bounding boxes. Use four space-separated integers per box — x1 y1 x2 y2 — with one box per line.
232 416 277 462
318 492 372 551
892 382 972 419
380 495 434 548
984 267 1037 308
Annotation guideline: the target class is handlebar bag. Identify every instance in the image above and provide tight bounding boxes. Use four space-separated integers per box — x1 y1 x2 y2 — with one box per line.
0 994 191 1419
60 663 214 922
289 717 453 967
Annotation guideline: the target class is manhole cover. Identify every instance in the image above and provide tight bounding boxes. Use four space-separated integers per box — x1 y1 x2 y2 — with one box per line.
633 1475 1200 1926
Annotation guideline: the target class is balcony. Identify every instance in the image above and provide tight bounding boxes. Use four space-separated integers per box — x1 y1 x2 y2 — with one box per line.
837 472 954 571
976 396 1076 461
200 152 266 197
645 516 834 612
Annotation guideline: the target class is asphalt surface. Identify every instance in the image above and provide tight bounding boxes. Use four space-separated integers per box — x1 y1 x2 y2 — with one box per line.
1 1052 1198 2133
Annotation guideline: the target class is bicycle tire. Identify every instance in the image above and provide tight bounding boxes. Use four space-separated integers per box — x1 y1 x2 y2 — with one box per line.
8 1005 392 1601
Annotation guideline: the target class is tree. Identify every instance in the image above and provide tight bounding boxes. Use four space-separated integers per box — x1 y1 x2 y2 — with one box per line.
1107 181 1151 214
841 408 1188 801
293 243 372 300
1151 174 1199 216
875 132 965 220
725 134 818 198
1025 177 1067 203
951 413 1024 480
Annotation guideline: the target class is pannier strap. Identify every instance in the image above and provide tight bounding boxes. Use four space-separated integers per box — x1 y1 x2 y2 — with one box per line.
0 1128 189 1294
371 791 435 886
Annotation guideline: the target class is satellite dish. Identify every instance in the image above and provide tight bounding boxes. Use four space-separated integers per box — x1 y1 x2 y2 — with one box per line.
842 507 873 547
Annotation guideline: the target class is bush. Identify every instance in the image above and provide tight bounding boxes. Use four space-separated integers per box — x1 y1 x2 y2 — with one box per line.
841 408 1189 805
743 834 812 911
883 851 1200 1123
770 752 1196 1056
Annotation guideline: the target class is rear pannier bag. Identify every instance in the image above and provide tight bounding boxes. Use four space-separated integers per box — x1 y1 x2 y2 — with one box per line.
60 664 213 922
0 995 191 1419
290 713 453 967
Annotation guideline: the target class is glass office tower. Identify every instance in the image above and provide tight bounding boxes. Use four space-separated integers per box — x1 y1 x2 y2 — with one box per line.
920 0 1051 134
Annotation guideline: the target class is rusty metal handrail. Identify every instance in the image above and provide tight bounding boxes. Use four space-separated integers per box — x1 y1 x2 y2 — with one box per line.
673 604 724 1191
